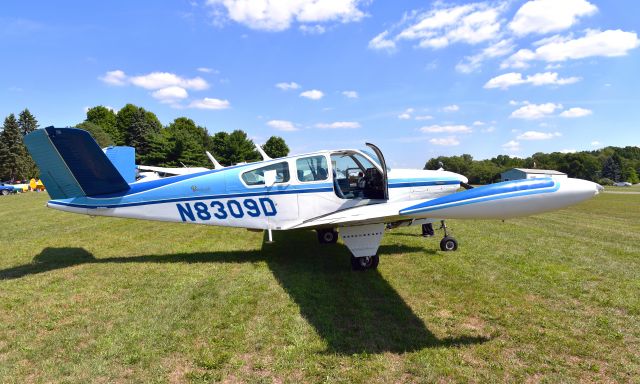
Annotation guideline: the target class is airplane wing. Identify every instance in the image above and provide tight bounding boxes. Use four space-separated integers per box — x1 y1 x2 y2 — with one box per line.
137 165 210 176
287 200 411 229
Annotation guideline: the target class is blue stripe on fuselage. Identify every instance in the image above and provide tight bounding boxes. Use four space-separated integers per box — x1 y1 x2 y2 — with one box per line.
400 178 558 215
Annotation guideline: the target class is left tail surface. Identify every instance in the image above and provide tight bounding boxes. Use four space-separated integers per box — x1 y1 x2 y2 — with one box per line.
24 127 130 199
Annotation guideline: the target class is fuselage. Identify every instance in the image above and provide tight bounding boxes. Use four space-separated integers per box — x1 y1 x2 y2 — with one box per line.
46 149 467 230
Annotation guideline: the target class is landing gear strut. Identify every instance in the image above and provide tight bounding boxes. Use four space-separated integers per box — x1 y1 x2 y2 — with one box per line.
438 220 458 252
351 255 379 271
317 228 339 244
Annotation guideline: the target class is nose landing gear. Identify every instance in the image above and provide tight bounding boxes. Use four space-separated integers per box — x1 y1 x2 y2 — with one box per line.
438 220 458 252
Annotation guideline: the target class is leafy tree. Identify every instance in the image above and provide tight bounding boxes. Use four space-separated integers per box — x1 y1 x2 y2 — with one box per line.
76 121 114 148
115 104 139 146
162 117 208 167
86 106 118 143
210 131 230 165
115 104 162 162
623 165 639 184
0 114 29 181
262 136 289 158
225 130 260 165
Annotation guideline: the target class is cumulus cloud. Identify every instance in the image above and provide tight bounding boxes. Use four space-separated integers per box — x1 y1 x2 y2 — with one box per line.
473 121 485 126
300 89 324 100
559 107 592 118
509 0 597 36
420 124 472 133
267 119 297 131
517 131 561 140
456 39 515 73
99 70 127 86
502 140 521 151
315 121 360 129
510 103 562 119
429 137 460 146
442 104 459 112
342 90 358 98
398 108 414 120
151 86 189 103
484 71 580 89
197 67 217 73
560 149 577 154
188 98 230 110
275 81 300 90
591 140 601 146
502 29 640 69
415 115 433 121
206 0 367 31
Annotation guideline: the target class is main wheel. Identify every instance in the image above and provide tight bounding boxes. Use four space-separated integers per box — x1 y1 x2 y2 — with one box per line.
317 229 338 244
440 236 458 251
1 189 8 196
350 255 379 271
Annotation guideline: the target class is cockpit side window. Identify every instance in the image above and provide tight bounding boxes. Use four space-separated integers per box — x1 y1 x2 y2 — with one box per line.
296 156 329 182
241 162 290 186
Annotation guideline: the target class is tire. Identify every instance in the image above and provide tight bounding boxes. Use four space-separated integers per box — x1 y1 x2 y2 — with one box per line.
440 236 458 252
350 255 379 271
317 229 338 244
1 189 8 196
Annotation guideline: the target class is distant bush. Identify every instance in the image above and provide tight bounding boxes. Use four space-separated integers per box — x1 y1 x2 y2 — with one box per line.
598 178 614 186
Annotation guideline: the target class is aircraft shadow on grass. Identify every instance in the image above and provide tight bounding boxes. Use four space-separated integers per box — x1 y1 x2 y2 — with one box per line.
1 230 489 354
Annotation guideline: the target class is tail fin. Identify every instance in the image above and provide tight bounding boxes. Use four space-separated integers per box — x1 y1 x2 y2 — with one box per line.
24 127 130 199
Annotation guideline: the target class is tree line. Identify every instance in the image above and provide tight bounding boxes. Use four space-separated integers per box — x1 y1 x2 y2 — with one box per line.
0 105 290 181
425 147 640 185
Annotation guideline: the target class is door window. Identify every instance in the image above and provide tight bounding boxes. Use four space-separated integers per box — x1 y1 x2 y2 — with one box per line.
241 162 290 186
296 156 329 182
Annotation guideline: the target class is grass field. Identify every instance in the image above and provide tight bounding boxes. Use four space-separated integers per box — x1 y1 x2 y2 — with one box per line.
1 192 639 383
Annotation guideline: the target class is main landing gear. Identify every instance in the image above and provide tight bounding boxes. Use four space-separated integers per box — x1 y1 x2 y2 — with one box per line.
438 220 458 252
317 228 339 244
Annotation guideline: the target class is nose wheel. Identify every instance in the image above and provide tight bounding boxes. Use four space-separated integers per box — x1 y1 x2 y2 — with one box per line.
438 220 458 252
351 255 379 271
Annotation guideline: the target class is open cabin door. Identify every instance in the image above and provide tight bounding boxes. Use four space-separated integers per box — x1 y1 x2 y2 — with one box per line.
365 142 389 200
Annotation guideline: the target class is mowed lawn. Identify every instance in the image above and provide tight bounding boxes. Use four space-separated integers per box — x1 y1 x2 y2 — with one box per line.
1 192 639 383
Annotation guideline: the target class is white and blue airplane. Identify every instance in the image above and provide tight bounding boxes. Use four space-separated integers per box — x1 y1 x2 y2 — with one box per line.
25 127 603 270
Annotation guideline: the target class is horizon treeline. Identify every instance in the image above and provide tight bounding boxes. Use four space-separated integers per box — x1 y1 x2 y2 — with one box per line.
0 105 290 181
424 147 640 185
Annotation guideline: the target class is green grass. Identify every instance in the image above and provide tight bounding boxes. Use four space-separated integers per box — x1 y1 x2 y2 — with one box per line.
605 184 640 192
1 192 639 383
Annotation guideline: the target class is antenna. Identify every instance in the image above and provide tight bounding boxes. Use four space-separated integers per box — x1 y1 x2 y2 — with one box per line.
206 151 224 169
255 144 272 161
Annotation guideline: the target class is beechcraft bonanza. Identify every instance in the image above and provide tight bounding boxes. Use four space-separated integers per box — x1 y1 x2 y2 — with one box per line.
25 127 603 270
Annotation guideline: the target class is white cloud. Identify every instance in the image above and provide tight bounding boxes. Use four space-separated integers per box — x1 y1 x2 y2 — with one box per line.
484 71 580 89
206 0 366 31
420 124 472 133
509 0 597 36
275 81 300 90
151 86 189 103
395 3 504 49
300 24 326 34
197 67 218 73
300 89 324 100
517 131 561 140
502 140 521 151
559 107 592 118
415 115 433 121
342 90 358 98
443 104 459 112
429 137 460 146
315 121 360 129
502 29 640 68
510 103 562 119
473 120 485 126
368 30 396 51
267 119 297 131
456 39 515 73
481 126 496 133
129 72 209 90
188 97 230 110
560 149 577 154
398 108 414 120
99 70 127 86
591 141 601 147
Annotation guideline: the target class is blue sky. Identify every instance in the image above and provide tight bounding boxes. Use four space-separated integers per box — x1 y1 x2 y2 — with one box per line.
1 0 639 168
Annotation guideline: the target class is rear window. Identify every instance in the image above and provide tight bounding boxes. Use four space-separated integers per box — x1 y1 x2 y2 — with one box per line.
241 162 290 186
296 156 329 182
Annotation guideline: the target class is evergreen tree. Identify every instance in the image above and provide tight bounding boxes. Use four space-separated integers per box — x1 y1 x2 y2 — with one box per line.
0 114 28 181
86 106 118 143
262 136 289 158
602 155 622 182
18 109 39 178
163 117 208 167
225 130 260 165
128 108 162 162
210 131 230 165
